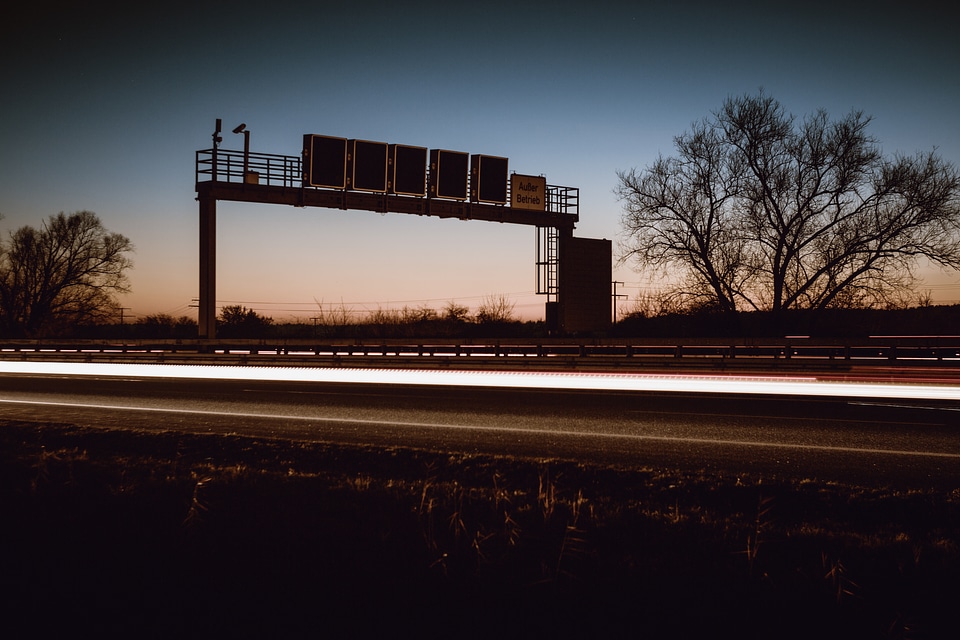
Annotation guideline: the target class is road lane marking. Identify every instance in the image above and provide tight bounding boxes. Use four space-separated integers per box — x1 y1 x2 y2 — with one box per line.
3 397 958 460
849 401 960 412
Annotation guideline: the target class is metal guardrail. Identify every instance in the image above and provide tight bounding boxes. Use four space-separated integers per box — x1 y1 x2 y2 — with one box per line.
3 339 960 372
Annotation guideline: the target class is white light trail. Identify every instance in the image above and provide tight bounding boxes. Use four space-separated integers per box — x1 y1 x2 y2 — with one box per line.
1 361 959 402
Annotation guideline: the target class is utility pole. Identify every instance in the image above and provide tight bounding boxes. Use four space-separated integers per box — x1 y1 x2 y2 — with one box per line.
118 307 132 335
612 281 627 324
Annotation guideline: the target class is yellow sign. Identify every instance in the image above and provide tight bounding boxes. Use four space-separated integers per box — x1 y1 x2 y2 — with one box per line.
510 174 546 211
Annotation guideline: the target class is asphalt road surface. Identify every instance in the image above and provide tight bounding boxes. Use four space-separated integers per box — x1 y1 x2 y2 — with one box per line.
1 369 958 489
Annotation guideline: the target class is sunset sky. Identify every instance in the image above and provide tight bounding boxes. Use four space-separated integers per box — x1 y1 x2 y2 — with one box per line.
2 0 958 322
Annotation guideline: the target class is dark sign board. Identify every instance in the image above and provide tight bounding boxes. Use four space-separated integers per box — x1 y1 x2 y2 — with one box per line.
471 154 508 204
429 149 469 200
559 236 612 333
349 139 388 192
390 144 427 196
303 135 348 189
303 135 512 205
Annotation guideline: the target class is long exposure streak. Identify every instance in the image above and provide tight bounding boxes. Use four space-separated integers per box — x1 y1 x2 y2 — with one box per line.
1 361 958 402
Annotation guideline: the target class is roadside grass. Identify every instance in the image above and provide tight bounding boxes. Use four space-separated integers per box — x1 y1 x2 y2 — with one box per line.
1 420 958 638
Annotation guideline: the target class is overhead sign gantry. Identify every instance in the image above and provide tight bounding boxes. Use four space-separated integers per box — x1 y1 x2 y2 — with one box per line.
195 120 608 338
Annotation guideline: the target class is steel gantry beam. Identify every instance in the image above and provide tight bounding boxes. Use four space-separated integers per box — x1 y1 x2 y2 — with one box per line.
197 181 577 228
195 147 578 339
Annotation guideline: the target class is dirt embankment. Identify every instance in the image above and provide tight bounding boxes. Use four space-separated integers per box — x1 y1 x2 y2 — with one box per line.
2 421 958 638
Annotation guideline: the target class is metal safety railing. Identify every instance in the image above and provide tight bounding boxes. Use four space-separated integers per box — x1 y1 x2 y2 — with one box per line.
545 184 578 217
196 148 302 188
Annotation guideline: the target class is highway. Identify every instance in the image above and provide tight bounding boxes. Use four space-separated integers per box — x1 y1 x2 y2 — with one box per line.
1 362 958 489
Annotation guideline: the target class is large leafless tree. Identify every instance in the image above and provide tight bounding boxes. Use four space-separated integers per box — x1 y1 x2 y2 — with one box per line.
0 211 133 336
617 92 960 314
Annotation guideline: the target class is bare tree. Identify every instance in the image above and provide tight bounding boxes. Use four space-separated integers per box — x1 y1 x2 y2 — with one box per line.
617 92 960 314
217 305 273 338
442 300 471 323
0 211 134 336
475 293 516 324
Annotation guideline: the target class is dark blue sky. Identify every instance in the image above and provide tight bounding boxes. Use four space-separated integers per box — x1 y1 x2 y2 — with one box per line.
2 0 958 320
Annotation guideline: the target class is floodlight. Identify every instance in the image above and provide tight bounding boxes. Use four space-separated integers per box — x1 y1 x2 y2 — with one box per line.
232 124 251 179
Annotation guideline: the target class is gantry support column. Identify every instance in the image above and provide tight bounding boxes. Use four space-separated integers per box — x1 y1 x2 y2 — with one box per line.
198 192 217 339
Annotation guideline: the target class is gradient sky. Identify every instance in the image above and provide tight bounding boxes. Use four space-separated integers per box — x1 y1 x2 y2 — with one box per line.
3 0 958 322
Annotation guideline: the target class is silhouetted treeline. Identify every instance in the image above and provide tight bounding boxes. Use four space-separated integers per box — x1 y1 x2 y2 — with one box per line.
19 304 960 341
247 318 546 341
612 304 960 339
51 314 200 340
30 309 545 340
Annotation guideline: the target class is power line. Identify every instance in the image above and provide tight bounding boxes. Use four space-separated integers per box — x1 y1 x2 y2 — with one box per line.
215 291 539 307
